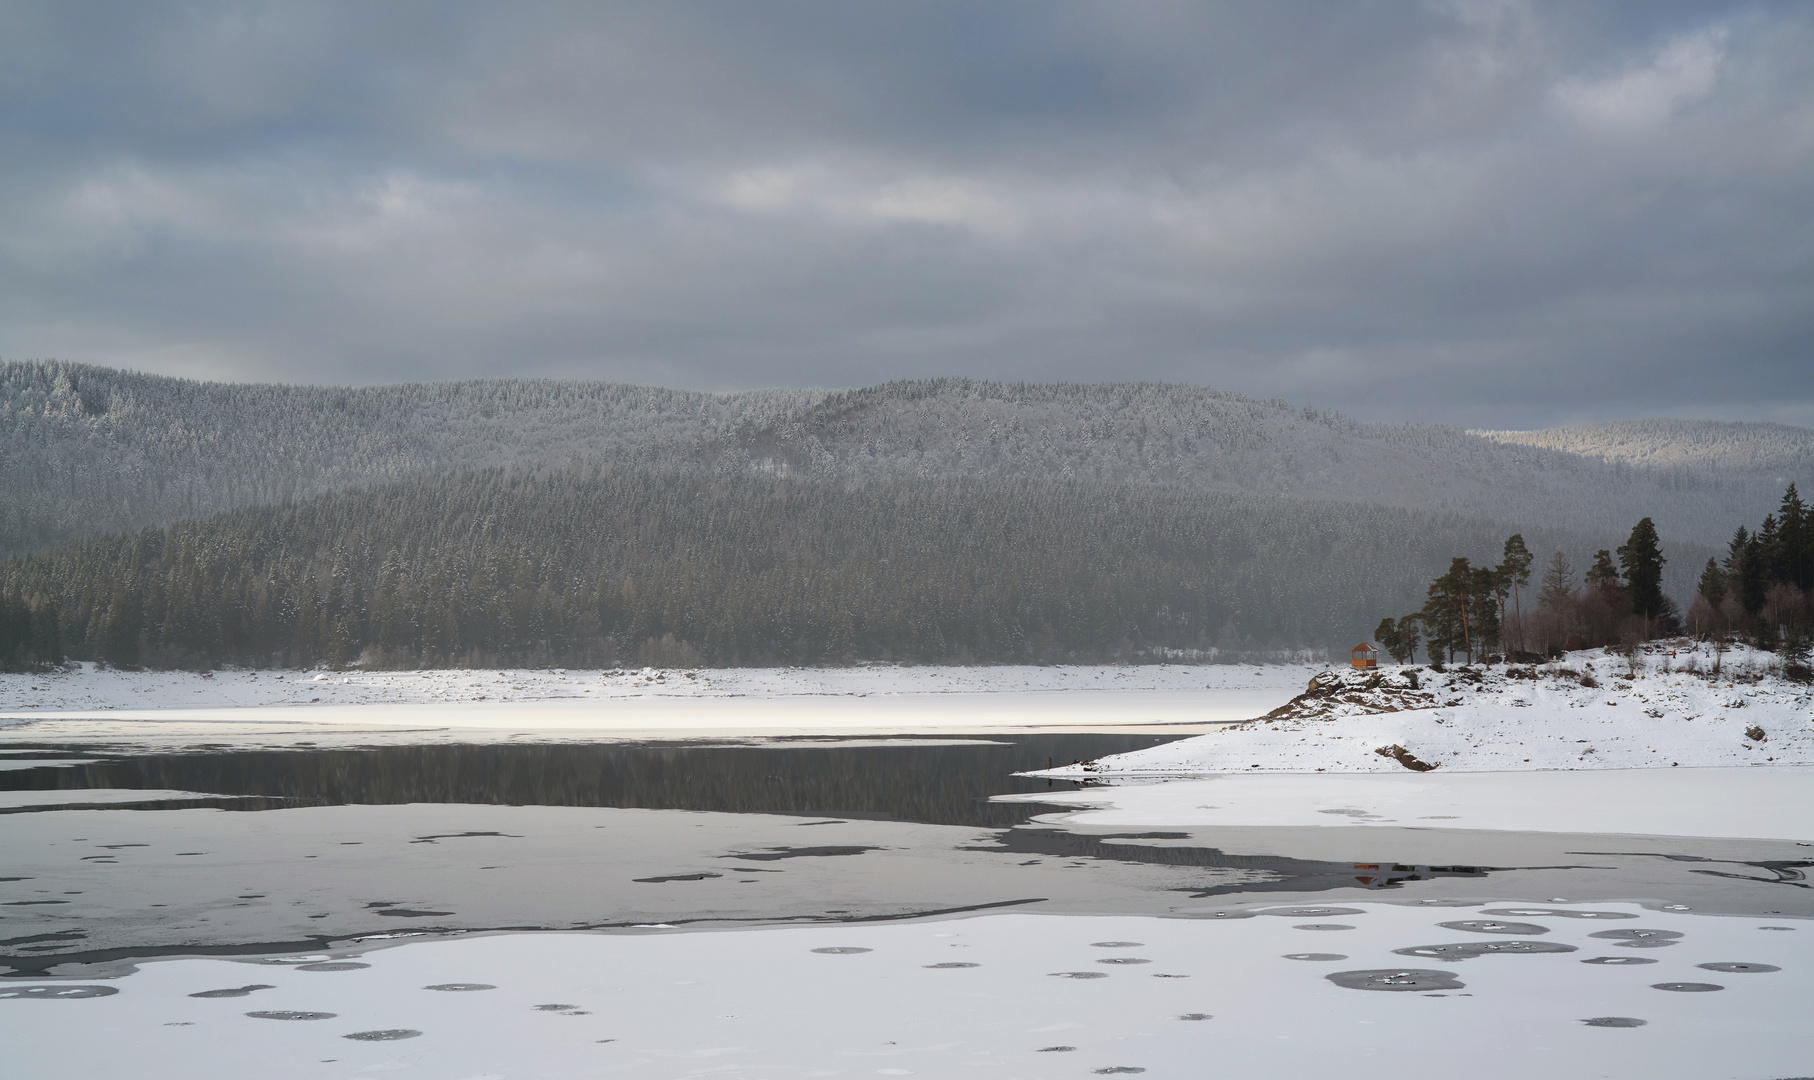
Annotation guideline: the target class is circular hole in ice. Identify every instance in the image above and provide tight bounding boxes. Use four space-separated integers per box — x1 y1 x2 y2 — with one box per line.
297 962 369 972
1589 929 1683 941
1326 969 1464 992
1093 1069 1146 1075
423 983 494 991
1582 1017 1647 1027
1176 1013 1213 1021
1096 957 1151 965
1581 956 1659 965
1037 1046 1076 1052
343 1029 422 1041
246 1010 336 1021
1696 962 1780 973
810 947 872 955
1439 920 1549 936
1292 923 1355 931
1283 953 1348 961
1050 971 1110 979
1090 941 1145 948
923 962 979 969
0 985 119 1000
1651 982 1723 993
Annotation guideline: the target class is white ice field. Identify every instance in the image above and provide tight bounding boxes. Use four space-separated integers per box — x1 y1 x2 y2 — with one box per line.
6 902 1809 1080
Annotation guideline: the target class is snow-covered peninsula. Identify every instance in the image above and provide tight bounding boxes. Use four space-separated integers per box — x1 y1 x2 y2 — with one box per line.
1035 643 1814 776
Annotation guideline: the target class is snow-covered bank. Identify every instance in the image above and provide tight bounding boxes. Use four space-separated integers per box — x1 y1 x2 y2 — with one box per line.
1033 645 1814 776
0 663 1316 738
998 766 1814 843
7 903 1809 1080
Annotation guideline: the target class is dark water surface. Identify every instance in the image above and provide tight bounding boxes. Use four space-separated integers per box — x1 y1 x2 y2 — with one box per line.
0 734 1168 825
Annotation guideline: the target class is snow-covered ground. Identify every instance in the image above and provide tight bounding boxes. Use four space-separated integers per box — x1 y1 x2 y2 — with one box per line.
7 903 1808 1080
0 662 1316 738
1033 645 1814 776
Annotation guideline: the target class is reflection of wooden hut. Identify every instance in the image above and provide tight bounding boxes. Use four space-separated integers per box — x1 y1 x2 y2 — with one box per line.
1350 642 1379 670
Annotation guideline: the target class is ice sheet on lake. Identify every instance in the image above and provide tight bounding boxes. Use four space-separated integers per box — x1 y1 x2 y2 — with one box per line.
999 766 1814 843
4 903 1807 1080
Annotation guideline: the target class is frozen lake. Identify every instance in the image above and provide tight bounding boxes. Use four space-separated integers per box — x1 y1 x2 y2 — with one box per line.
2 728 1810 1078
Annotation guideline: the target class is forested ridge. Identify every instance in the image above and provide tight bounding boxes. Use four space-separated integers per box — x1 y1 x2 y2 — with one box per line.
1 467 1674 671
6 361 1802 558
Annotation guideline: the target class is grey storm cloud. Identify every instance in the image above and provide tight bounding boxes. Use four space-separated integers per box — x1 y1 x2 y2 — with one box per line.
0 0 1810 426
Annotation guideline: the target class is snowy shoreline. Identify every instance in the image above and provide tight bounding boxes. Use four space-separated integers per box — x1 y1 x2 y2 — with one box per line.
1029 644 1814 776
0 662 1317 739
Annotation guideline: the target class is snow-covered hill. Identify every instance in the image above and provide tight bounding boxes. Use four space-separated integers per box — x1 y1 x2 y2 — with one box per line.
1476 418 1814 480
1 363 1790 556
1036 644 1814 775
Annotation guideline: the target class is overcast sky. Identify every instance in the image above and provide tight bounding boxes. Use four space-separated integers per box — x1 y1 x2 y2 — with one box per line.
2 2 1809 427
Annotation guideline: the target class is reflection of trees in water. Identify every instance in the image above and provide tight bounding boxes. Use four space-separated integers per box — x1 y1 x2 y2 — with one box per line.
1 735 1169 827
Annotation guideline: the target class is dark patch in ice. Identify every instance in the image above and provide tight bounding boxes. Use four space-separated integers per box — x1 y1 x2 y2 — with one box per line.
1037 1046 1076 1052
634 873 722 883
1408 900 1484 907
247 1010 336 1020
1093 1067 1146 1074
1590 928 1684 941
1177 1013 1212 1020
1759 926 1796 931
409 832 520 843
1394 941 1577 960
1438 920 1549 936
376 909 452 918
1262 907 1365 917
1615 941 1678 949
1480 908 1635 920
1581 956 1659 965
1091 941 1144 948
811 947 871 954
534 1004 580 1011
1651 982 1723 992
1283 953 1347 961
190 984 275 998
1292 924 1354 931
1582 1017 1647 1027
297 962 369 972
424 983 495 991
1697 962 1780 973
723 846 877 861
0 984 118 999
1096 957 1151 965
923 961 979 969
1050 971 1110 979
343 1029 421 1041
3 900 69 906
1327 969 1464 991
0 931 86 948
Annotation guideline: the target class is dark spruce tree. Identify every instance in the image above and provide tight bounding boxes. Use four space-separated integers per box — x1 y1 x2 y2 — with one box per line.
1616 517 1667 633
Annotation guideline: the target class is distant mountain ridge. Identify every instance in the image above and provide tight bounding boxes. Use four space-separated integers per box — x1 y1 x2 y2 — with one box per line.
2 362 1798 558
